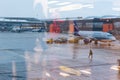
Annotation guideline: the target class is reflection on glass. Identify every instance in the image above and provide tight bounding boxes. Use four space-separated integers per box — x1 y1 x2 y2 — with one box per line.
12 61 16 80
59 66 80 76
72 44 79 59
59 72 70 77
80 69 91 75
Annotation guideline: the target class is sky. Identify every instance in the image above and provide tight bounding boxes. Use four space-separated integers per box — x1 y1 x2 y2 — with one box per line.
0 0 120 19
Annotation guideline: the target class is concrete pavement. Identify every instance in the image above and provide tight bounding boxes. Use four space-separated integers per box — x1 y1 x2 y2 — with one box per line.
0 43 120 80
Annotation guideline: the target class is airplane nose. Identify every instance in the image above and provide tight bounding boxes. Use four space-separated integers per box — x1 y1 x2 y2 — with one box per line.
110 37 116 41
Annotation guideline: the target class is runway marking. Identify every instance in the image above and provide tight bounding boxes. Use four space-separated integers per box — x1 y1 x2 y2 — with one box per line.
59 66 80 76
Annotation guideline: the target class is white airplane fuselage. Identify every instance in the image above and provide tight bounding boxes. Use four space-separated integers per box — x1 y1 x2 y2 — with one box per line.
77 31 116 42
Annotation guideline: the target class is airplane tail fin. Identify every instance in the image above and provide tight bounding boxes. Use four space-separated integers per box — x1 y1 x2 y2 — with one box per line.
73 20 79 32
73 20 80 36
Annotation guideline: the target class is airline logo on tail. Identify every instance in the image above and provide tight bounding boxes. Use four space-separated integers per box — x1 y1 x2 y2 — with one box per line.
73 21 80 36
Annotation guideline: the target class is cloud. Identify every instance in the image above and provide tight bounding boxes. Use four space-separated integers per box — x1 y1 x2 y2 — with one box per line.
56 2 71 6
112 0 120 12
49 4 94 13
48 1 59 4
112 8 120 11
113 0 120 6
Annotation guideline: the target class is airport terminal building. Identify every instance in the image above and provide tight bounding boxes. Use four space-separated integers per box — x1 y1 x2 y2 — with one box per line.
0 17 120 35
0 17 44 32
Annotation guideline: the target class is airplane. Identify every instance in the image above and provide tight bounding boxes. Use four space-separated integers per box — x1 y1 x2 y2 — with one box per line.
73 21 116 44
47 20 116 44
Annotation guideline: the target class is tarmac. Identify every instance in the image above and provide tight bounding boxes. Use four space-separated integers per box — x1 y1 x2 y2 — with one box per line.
0 42 120 80
0 32 120 80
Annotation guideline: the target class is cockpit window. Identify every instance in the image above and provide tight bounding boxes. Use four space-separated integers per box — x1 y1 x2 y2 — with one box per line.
107 34 112 36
